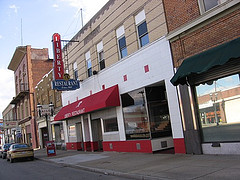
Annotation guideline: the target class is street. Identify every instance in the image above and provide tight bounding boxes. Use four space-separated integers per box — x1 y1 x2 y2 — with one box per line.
0 158 132 180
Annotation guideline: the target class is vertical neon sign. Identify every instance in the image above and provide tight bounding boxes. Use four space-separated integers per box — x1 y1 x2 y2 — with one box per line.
52 33 64 80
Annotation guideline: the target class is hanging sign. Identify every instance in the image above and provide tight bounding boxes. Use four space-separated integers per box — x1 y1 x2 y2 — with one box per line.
52 33 64 80
52 79 80 91
52 33 80 91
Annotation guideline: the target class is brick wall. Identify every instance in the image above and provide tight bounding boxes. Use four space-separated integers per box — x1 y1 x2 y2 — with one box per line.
170 9 240 68
163 0 200 32
198 86 240 104
31 59 53 89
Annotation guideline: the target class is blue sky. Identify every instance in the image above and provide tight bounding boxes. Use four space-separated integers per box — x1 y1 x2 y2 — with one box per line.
196 74 240 96
0 0 108 118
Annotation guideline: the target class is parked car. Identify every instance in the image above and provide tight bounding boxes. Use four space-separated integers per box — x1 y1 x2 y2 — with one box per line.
7 143 34 163
1 143 13 159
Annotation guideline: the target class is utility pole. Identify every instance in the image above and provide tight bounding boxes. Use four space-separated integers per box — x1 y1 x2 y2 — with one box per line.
21 18 23 45
80 8 83 28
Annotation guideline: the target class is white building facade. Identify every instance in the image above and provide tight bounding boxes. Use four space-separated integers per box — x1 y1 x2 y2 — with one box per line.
54 0 185 153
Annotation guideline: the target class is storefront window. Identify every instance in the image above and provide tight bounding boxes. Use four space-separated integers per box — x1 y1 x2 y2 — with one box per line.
68 125 76 137
122 88 150 140
52 125 55 141
60 124 65 141
196 74 240 142
146 86 172 138
103 118 118 132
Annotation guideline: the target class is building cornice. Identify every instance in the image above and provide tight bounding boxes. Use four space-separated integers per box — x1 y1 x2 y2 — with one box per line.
8 46 27 71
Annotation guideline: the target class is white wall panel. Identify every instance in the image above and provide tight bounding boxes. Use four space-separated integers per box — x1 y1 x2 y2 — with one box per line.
62 37 183 140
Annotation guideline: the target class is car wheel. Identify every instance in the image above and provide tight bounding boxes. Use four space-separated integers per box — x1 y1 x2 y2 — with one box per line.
30 156 34 161
10 157 14 163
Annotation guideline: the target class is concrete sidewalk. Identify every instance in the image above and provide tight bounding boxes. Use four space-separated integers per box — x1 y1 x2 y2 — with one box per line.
34 149 240 180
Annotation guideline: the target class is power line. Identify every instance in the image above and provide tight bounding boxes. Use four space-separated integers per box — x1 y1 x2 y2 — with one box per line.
63 8 83 39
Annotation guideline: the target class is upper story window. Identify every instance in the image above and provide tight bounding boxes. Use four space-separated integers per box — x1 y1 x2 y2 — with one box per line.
25 100 29 117
138 21 149 47
19 71 22 87
21 103 24 119
17 106 20 120
22 64 26 83
97 41 105 70
116 26 128 59
135 10 149 48
199 0 228 13
85 51 92 77
15 76 18 94
73 62 78 80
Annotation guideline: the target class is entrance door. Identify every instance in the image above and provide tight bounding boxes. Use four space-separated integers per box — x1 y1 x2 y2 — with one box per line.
76 122 84 150
91 119 103 151
41 127 48 148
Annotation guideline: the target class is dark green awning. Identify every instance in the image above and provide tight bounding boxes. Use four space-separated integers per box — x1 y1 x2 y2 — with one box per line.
170 37 240 86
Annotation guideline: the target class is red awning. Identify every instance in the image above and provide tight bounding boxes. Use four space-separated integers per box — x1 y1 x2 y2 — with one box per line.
54 85 120 121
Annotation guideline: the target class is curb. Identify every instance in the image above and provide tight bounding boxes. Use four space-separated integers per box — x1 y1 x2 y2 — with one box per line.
35 157 167 180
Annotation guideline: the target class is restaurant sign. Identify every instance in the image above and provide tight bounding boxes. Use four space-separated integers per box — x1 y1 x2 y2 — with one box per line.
52 33 80 91
52 79 80 91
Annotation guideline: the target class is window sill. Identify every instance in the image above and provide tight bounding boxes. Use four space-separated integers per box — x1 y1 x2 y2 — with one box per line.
103 131 119 135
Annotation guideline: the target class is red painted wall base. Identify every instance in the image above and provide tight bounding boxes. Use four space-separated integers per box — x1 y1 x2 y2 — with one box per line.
91 141 99 151
103 140 152 153
173 138 186 154
66 142 82 150
67 139 186 153
84 142 91 151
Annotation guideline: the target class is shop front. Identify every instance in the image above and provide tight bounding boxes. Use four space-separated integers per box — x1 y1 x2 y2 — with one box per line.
103 83 174 153
171 37 240 154
37 119 48 148
55 38 185 153
54 85 120 151
51 121 65 150
55 83 179 153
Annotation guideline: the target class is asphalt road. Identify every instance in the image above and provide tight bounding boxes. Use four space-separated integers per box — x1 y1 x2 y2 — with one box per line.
0 158 132 180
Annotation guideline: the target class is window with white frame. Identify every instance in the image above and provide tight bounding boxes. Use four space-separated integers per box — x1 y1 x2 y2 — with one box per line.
17 106 20 120
73 61 78 80
199 0 228 13
21 103 24 119
85 51 92 77
103 117 119 132
135 10 149 48
97 41 105 70
25 100 28 117
116 26 128 59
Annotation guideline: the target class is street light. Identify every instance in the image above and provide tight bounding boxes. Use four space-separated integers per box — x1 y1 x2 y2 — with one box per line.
37 103 42 117
49 102 54 116
210 92 218 126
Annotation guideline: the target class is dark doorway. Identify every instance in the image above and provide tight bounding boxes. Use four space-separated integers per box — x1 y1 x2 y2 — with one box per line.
41 127 48 148
76 122 84 150
91 119 103 151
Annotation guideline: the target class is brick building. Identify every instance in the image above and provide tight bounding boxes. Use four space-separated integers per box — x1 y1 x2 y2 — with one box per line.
54 0 185 153
35 69 64 149
164 0 240 154
2 104 16 144
8 46 53 148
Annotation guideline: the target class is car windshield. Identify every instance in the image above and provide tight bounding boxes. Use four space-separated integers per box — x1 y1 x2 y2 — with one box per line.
3 144 11 148
13 144 29 149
